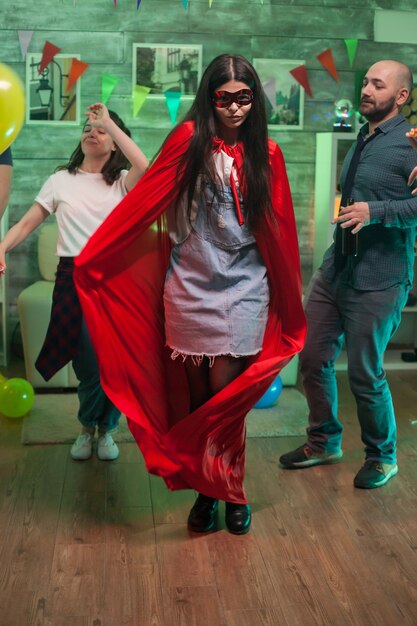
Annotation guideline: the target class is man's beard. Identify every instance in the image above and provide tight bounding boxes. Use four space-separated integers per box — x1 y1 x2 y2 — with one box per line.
359 95 397 123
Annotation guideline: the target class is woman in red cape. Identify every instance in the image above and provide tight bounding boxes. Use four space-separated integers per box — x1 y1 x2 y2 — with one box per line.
74 54 306 534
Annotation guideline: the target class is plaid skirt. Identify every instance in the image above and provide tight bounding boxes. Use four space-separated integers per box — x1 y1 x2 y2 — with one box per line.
35 257 82 381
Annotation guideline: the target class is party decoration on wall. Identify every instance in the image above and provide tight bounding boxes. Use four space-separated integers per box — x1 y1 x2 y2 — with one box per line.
344 39 359 69
137 0 142 8
182 0 187 8
101 73 119 104
290 64 313 98
263 79 276 109
18 30 33 61
333 99 354 132
133 85 150 117
254 376 283 409
0 377 34 418
67 58 89 91
39 41 61 74
164 90 181 125
0 63 25 153
317 48 339 82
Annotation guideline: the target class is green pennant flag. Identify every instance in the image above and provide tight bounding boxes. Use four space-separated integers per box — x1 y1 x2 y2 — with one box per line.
101 74 119 105
344 39 359 68
133 85 150 117
164 90 181 125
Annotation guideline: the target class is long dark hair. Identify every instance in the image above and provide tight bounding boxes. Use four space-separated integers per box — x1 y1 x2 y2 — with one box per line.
56 110 131 185
177 54 273 228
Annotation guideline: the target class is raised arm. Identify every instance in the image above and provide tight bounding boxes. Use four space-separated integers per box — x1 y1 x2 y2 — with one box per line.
0 202 49 273
86 103 149 191
0 163 12 219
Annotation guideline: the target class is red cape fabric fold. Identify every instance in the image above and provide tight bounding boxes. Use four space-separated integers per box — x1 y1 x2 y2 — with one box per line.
74 121 306 504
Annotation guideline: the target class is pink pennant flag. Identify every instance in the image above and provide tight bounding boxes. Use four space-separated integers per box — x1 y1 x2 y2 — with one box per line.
290 65 313 98
18 30 33 61
317 48 339 82
39 41 61 74
67 59 89 92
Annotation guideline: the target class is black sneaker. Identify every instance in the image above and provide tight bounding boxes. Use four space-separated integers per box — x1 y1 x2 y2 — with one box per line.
353 460 398 489
279 444 343 469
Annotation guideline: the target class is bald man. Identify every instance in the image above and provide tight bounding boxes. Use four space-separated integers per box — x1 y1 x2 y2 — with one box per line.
280 60 417 488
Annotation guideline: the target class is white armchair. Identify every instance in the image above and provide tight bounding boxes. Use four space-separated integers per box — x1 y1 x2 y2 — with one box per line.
17 221 78 388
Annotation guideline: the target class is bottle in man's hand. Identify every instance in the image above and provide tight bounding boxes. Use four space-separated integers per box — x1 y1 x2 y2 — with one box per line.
342 198 358 256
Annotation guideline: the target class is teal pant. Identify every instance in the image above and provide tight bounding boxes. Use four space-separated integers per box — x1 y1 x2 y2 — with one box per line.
72 319 121 432
300 270 408 464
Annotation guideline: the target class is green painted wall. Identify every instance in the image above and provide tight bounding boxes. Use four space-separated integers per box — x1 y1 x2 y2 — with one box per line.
2 0 417 333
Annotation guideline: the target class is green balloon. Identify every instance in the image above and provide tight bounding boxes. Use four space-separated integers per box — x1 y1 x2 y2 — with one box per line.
0 377 34 418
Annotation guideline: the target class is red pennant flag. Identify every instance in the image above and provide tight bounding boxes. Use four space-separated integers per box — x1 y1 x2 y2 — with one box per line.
39 41 61 74
317 48 339 82
290 64 313 98
67 58 89 92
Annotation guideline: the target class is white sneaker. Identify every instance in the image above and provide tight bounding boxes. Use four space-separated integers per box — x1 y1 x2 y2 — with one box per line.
70 433 93 460
97 433 119 461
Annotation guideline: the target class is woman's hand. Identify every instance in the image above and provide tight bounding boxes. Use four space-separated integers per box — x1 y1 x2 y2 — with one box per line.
85 103 111 130
0 248 6 275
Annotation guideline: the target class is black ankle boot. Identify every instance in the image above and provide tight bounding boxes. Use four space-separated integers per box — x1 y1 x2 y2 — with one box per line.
225 502 251 535
187 494 218 532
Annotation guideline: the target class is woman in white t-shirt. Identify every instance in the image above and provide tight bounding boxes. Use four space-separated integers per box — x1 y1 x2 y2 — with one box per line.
0 103 148 461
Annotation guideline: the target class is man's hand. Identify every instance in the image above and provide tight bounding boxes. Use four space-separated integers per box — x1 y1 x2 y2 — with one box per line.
408 166 417 196
332 201 370 234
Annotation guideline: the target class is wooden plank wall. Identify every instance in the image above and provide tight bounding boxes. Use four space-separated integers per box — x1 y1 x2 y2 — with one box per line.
2 0 417 329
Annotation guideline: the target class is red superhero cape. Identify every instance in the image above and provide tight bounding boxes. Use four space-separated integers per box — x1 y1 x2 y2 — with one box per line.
74 121 306 504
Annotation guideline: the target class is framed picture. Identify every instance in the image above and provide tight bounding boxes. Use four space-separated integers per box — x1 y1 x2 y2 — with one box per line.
253 58 304 130
133 44 203 98
26 53 80 125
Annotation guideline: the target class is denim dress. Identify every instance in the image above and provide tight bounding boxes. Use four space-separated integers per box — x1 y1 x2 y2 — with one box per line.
164 178 270 364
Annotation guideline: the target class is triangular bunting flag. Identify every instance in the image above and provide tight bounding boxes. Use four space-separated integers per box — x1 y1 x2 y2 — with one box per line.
133 85 150 117
263 79 276 109
209 0 213 6
182 0 187 8
39 41 61 74
164 90 181 125
137 0 142 8
316 48 339 82
18 30 33 61
344 39 359 69
67 59 89 92
101 74 119 104
289 65 313 98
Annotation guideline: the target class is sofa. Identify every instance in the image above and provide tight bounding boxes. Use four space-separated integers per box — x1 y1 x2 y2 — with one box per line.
17 221 78 388
17 220 299 388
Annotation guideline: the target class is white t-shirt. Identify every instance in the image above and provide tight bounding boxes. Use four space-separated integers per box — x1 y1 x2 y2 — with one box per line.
35 168 128 256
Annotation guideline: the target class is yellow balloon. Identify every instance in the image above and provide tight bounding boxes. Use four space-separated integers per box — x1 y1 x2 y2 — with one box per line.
0 63 25 154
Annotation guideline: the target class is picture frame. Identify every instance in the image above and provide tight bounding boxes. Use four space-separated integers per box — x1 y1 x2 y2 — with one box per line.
132 44 203 98
253 58 304 130
26 53 80 125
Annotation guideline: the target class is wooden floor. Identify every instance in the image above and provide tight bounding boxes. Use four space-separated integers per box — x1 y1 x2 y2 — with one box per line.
1 367 417 626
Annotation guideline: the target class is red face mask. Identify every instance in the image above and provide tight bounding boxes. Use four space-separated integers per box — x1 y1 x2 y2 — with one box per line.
212 89 254 108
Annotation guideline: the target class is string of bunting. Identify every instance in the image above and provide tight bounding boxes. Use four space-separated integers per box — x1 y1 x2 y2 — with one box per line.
18 32 360 124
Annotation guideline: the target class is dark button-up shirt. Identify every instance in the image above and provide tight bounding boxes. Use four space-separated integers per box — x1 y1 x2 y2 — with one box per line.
321 114 417 290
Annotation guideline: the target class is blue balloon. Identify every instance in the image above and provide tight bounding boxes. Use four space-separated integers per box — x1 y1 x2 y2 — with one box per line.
254 376 283 409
